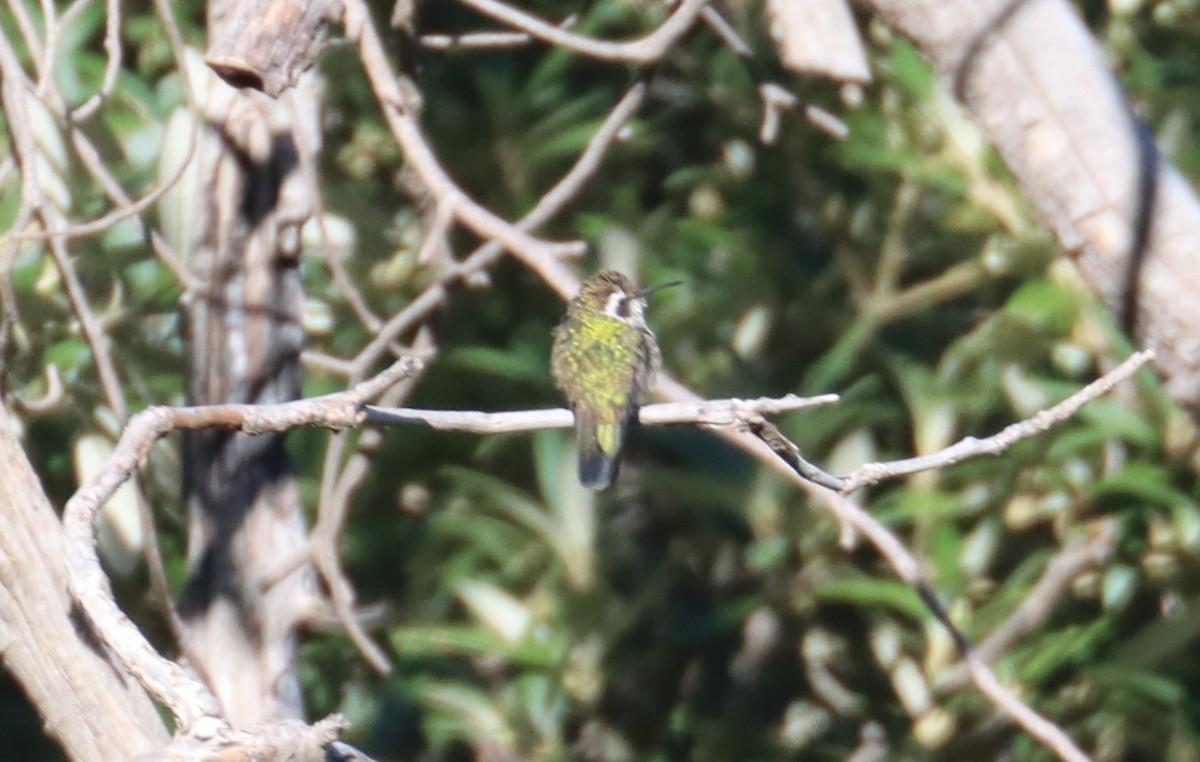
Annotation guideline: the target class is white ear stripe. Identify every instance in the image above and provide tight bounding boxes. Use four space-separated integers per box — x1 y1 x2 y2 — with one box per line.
604 291 625 317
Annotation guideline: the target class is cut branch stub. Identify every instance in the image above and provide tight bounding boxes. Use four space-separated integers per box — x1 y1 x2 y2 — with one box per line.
768 0 871 83
206 0 342 96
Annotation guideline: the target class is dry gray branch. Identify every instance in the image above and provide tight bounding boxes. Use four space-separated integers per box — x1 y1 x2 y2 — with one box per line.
837 350 1155 493
746 425 1095 762
364 393 838 433
0 404 168 762
454 0 710 63
864 0 1200 412
205 0 342 96
768 0 871 82
937 521 1117 691
735 353 1153 762
61 357 421 732
302 330 437 674
340 80 647 379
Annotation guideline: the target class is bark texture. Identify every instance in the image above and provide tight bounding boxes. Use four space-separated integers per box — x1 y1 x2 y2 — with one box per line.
0 405 168 761
164 2 324 724
206 0 342 97
865 0 1200 408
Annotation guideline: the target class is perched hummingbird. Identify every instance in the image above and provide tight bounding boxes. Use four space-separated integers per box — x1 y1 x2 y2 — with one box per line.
551 270 679 490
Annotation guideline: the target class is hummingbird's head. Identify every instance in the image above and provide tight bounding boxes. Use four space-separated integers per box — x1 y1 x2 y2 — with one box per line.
573 270 645 323
571 270 680 324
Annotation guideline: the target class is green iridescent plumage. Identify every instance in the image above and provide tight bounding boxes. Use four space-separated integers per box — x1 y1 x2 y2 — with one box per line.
551 271 663 490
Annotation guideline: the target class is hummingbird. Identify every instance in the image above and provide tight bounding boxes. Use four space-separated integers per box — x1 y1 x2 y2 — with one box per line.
551 270 679 490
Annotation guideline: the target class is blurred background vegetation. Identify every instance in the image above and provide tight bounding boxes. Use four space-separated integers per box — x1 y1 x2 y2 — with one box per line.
5 0 1200 759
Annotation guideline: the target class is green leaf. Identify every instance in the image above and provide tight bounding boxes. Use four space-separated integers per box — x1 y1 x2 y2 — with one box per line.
44 338 91 375
1075 399 1159 448
1094 462 1192 508
440 346 548 385
391 625 563 668
1003 279 1079 335
1016 620 1110 684
815 577 930 621
889 39 935 99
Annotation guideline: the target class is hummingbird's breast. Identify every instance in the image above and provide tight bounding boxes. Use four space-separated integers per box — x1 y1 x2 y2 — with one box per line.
551 312 657 419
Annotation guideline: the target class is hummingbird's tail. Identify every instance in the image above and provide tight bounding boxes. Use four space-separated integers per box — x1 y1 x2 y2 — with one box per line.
575 415 623 490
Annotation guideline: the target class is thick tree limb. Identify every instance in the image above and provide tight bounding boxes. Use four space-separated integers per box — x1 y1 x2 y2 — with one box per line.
863 0 1200 410
0 404 168 761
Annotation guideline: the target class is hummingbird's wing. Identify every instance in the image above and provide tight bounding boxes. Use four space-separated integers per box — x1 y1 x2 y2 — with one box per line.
551 315 641 490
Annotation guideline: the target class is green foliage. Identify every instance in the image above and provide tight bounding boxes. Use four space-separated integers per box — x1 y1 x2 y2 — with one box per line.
8 0 1200 760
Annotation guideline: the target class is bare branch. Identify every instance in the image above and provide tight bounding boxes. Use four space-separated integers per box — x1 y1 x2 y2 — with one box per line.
759 83 798 146
700 6 752 57
47 236 129 421
344 81 647 379
6 0 46 77
937 522 1117 691
364 393 838 434
454 0 709 63
0 404 168 762
746 428 1093 762
863 0 1200 411
651 344 1150 762
838 350 1155 493
421 30 535 50
963 656 1090 762
9 363 64 414
730 352 1153 762
62 357 422 732
345 0 583 298
420 14 579 51
69 0 123 121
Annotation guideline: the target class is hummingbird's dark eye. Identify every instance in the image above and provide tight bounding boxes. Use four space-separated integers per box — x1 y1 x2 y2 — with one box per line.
616 298 632 318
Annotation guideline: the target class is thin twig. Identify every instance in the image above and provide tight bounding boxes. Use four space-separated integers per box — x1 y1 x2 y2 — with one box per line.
33 0 59 91
736 353 1152 762
46 235 129 421
420 13 579 50
937 522 1117 691
415 200 456 268
6 0 46 77
837 351 1155 493
70 0 123 121
344 81 647 379
346 0 583 298
67 122 200 291
321 235 383 334
700 6 752 56
748 427 1093 762
421 30 533 50
454 0 709 63
9 363 64 414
